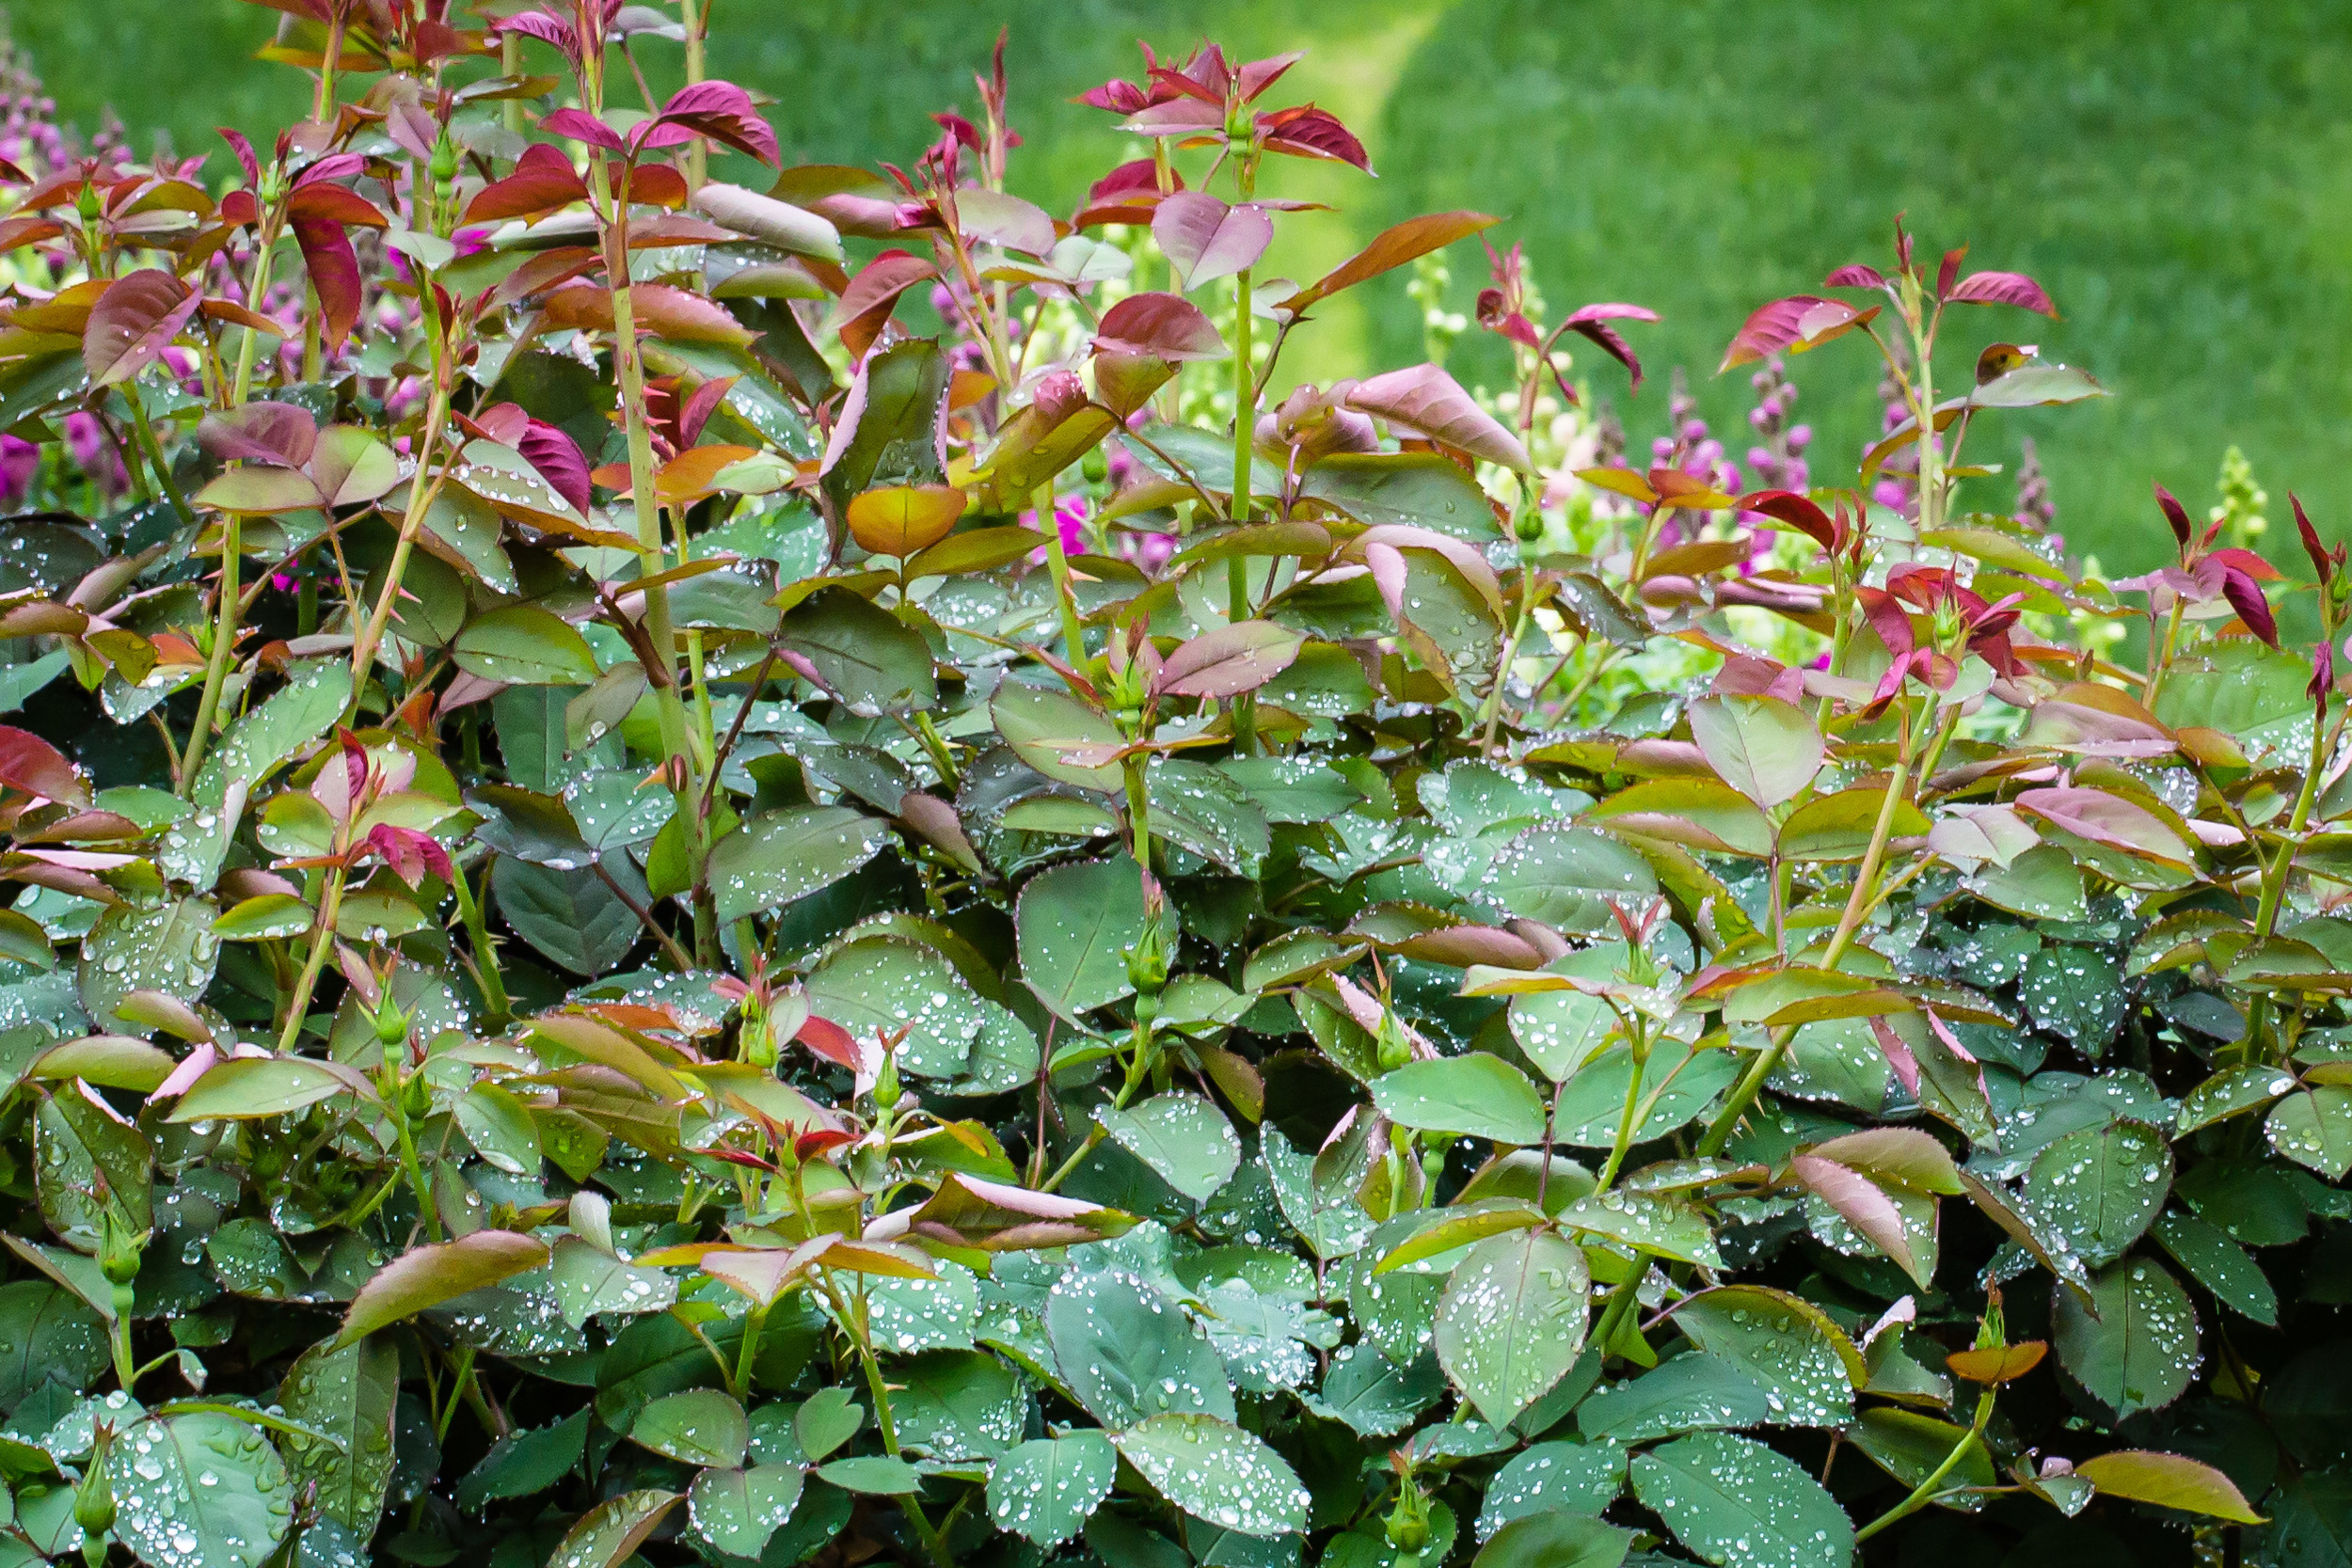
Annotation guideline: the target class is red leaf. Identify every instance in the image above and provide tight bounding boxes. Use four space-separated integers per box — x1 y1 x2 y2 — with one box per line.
489 8 577 59
1824 263 1886 289
651 80 780 166
83 269 200 388
2153 481 2194 553
1738 489 1838 551
1562 302 1658 390
1935 245 1966 301
538 107 626 153
1345 362 1532 472
796 1015 858 1069
1720 294 1878 371
516 419 593 518
1947 269 2058 317
1256 105 1374 173
1151 191 1272 293
829 249 937 361
1289 211 1496 313
2221 565 2280 648
1093 292 1224 361
196 403 319 467
1153 620 1306 699
292 217 364 349
286 182 388 230
2296 493 2332 585
464 143 587 225
217 127 261 191
0 725 86 806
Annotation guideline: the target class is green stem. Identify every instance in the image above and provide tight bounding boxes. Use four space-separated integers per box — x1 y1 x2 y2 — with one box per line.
1594 1032 1648 1191
594 158 705 903
127 397 195 531
348 376 453 696
277 863 346 1051
2246 698 2332 1064
1123 752 1152 863
731 1301 768 1400
183 230 284 788
1591 1273 1643 1362
1036 480 1089 668
451 856 512 1026
1698 709 1916 1156
1853 1389 1993 1543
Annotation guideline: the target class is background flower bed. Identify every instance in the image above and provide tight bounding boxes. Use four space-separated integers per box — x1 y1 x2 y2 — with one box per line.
0 7 2337 1568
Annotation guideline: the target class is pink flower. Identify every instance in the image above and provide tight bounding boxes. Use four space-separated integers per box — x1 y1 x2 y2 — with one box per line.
0 435 38 509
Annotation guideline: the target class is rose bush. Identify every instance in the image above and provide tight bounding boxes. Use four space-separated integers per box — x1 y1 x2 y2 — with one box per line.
0 5 2335 1566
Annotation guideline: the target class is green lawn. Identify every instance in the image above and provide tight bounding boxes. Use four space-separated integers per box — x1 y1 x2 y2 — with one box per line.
20 0 2352 568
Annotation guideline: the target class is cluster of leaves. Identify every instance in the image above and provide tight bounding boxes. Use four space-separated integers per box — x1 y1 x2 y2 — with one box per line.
0 5 2343 1568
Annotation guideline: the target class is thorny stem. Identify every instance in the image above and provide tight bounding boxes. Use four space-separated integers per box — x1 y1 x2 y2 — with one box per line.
823 1270 954 1568
451 854 512 1025
182 230 287 788
592 155 707 950
277 863 347 1051
1227 157 1260 754
1698 703 1919 1155
1036 479 1089 669
348 375 454 696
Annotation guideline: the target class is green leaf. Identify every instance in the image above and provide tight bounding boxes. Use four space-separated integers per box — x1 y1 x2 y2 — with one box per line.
1435 1229 1592 1424
2054 1257 2200 1418
1096 1093 1242 1201
1470 1509 1631 1568
707 805 892 923
0 1281 106 1410
456 1411 588 1512
817 1455 922 1495
822 338 946 505
1303 1345 1445 1437
1045 1268 1235 1427
689 1464 806 1559
166 1056 353 1122
1629 1431 1855 1568
1577 1353 1773 1445
76 898 220 1025
1674 1286 1863 1428
1509 988 1619 1084
2023 1117 2171 1267
862 1261 980 1354
1846 1406 1994 1505
804 936 982 1080
1301 451 1503 541
1476 826 1659 935
1016 854 1148 1019
992 680 1126 792
1147 758 1272 876
1263 1130 1376 1261
987 1432 1117 1545
628 1388 748 1467
1560 1190 1724 1268
548 1236 676 1328
333 1230 549 1350
1688 695 1822 809
453 604 600 685
2268 1086 2352 1179
1373 1055 1549 1146
778 588 938 715
793 1388 862 1462
2151 1212 2277 1324
541 1488 681 1568
891 1349 1025 1460
492 859 644 976
1475 1442 1629 1540
104 1412 296 1568
2074 1449 2263 1524
1110 1414 1310 1538
276 1336 399 1530
34 1087 151 1251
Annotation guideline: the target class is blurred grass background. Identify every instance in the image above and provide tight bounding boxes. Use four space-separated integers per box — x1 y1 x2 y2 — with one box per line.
20 0 2352 569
